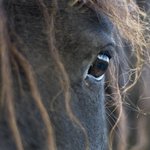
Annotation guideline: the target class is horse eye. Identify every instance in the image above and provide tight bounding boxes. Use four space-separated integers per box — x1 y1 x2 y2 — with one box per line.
88 54 109 81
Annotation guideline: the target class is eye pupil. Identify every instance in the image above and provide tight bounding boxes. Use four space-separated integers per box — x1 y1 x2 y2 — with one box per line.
97 60 108 71
88 54 109 80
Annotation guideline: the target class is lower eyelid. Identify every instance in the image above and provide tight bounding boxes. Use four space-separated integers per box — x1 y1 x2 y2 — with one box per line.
86 74 105 82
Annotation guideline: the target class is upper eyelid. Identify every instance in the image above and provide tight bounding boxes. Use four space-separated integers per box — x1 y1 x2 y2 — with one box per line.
99 43 115 59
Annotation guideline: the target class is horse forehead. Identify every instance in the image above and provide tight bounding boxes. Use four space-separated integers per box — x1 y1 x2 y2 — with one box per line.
58 0 113 29
55 1 114 52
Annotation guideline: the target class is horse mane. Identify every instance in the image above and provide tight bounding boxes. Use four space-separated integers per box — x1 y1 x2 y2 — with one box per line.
0 0 147 150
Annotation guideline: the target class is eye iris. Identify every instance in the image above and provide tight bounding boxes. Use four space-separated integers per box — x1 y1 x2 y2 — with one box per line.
88 54 109 78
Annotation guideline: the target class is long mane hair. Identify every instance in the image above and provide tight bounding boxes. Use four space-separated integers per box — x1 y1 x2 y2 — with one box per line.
0 0 147 150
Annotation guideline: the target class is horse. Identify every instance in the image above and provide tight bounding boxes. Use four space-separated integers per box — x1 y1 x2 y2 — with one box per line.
0 0 146 150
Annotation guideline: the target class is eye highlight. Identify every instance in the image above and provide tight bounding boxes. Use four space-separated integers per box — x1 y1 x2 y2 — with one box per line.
87 54 109 81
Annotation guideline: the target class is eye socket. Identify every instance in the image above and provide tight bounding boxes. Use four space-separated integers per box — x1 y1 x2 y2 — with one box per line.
87 54 109 81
